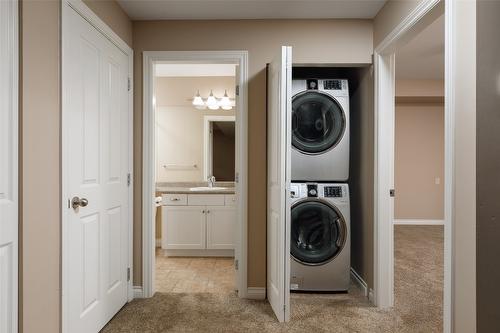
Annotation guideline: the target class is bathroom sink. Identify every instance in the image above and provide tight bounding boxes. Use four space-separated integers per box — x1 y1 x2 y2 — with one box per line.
189 186 228 191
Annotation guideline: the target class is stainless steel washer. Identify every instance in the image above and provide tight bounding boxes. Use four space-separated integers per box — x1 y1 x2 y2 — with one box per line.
290 182 350 292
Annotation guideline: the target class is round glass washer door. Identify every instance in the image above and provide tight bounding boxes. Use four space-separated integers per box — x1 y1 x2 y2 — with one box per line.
291 199 347 266
292 91 346 155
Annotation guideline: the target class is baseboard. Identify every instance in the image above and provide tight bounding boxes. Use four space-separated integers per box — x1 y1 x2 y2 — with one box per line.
133 286 144 299
156 238 161 247
246 287 266 300
161 249 234 257
350 268 368 297
394 219 444 225
368 288 375 304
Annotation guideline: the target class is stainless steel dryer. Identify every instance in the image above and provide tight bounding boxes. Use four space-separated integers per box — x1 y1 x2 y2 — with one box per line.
290 182 350 292
291 79 349 181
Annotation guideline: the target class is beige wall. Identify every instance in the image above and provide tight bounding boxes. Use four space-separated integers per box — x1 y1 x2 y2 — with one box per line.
396 79 445 97
373 0 423 46
21 2 61 332
132 19 373 286
395 103 444 219
82 0 132 47
20 1 131 332
374 0 426 47
394 80 445 220
155 76 235 182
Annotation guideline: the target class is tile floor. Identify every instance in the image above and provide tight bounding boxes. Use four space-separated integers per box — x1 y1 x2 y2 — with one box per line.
155 251 235 294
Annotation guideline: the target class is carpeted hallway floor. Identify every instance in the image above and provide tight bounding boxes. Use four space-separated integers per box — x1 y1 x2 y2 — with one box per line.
102 225 443 333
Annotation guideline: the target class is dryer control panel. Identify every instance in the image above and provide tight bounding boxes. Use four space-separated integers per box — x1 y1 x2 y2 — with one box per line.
324 186 343 198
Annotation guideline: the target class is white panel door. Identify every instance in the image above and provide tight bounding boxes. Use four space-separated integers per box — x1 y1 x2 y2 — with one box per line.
0 1 18 332
63 5 129 333
162 206 206 249
267 46 292 322
206 206 235 249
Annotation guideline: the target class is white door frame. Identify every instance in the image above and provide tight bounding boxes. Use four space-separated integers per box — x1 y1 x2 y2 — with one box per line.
142 51 249 298
203 115 236 180
61 0 134 329
373 0 453 332
0 0 18 331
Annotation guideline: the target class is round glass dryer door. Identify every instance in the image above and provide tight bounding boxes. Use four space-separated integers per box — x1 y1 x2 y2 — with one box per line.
291 200 346 265
292 91 346 154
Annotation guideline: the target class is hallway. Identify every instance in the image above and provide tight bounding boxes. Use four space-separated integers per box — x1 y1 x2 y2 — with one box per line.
102 225 443 332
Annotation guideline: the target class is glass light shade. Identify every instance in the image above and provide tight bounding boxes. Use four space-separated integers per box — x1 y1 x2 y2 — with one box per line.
206 90 219 110
192 90 204 107
219 90 232 110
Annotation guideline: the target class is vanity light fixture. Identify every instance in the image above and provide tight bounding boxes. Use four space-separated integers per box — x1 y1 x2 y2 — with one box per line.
192 90 204 108
219 90 232 110
191 89 234 110
206 90 219 110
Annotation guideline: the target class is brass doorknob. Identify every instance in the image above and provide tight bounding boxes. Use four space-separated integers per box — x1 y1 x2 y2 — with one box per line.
72 196 88 209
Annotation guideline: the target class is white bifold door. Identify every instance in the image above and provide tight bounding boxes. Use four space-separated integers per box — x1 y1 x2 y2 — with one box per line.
267 46 292 322
0 0 18 332
62 4 130 333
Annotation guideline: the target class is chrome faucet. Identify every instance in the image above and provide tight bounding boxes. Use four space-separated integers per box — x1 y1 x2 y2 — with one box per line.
207 176 216 188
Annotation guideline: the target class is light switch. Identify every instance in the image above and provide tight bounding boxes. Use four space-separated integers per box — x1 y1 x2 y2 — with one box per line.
435 177 441 185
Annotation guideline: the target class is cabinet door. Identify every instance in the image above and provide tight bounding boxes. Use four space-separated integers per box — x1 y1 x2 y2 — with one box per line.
206 206 236 249
162 206 206 249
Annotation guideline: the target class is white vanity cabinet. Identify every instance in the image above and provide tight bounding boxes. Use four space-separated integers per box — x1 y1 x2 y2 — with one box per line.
206 206 235 249
161 193 236 255
162 206 206 249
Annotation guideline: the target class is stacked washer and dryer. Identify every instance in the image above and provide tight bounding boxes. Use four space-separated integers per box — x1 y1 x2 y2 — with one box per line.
290 78 351 292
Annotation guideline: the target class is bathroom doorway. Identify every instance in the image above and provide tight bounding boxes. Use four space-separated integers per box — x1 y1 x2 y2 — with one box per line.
142 51 249 299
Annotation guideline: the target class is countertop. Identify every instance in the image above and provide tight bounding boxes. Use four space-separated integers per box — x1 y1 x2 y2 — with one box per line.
156 182 235 195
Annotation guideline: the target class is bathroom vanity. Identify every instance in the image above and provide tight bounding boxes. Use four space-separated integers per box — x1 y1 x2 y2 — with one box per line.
158 183 236 257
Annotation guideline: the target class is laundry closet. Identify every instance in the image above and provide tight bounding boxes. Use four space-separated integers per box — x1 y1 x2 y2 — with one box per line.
267 46 374 321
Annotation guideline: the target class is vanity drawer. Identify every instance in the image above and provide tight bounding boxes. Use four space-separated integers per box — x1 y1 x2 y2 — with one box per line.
225 194 237 206
188 194 225 206
162 193 187 206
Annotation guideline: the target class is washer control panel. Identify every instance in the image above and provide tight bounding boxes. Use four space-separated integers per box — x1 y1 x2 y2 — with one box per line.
324 186 343 198
307 184 318 197
323 79 342 90
291 183 349 201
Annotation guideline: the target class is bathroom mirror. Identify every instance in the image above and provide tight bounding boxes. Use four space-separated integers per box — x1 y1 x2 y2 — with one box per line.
204 117 236 181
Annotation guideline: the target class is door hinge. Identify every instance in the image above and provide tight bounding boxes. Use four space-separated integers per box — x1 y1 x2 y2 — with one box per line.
283 304 286 311
127 173 131 186
234 259 239 270
235 85 239 96
128 77 131 91
390 189 395 197
235 172 239 183
127 267 131 281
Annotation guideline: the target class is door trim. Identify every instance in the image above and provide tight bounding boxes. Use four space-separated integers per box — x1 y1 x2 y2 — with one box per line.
1 0 18 331
373 0 453 332
61 1 134 331
142 51 249 298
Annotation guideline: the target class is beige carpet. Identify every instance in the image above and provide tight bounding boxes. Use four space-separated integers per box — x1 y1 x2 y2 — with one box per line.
102 225 443 333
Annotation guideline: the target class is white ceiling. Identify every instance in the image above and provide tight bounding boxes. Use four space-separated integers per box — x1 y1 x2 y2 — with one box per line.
155 64 236 77
396 15 444 80
118 0 387 20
